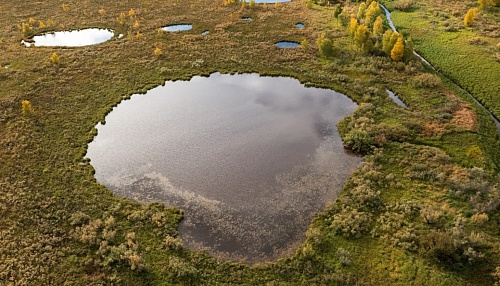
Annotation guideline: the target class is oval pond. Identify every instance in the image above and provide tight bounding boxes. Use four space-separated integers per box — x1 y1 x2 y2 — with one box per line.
276 41 300 48
86 73 361 263
22 28 114 47
162 24 193 32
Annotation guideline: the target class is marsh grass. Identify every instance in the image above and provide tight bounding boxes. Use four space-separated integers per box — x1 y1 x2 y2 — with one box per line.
0 0 499 284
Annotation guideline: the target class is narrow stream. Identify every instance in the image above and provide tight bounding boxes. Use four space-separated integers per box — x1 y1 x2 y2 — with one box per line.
380 4 500 133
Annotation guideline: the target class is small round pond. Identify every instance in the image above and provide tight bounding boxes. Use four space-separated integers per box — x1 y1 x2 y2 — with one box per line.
276 41 300 48
162 24 193 32
296 23 305 28
246 0 290 2
22 28 114 47
86 73 361 263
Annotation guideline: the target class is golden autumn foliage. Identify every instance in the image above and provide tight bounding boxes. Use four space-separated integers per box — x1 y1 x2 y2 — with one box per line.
464 8 478 27
20 22 32 36
117 12 126 25
21 100 34 116
129 9 136 18
391 36 405 61
50 52 60 65
61 3 69 12
153 47 162 56
99 8 106 16
28 17 35 24
39 20 46 28
133 20 140 29
349 18 358 37
373 15 383 36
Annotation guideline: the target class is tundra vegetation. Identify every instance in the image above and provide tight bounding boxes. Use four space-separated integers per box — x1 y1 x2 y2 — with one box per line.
0 0 499 285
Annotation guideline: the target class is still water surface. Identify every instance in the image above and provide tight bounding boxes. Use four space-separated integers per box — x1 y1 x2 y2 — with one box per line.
22 28 114 47
86 73 361 263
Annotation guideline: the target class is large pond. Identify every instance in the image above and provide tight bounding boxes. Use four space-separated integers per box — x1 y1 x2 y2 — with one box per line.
22 28 114 47
86 73 361 263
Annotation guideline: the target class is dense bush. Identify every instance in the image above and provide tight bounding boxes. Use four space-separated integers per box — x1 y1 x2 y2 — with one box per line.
412 73 442 88
394 0 416 11
330 206 373 238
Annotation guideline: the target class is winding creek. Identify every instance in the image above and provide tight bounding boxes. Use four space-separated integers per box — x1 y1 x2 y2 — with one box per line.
381 5 500 133
86 73 361 263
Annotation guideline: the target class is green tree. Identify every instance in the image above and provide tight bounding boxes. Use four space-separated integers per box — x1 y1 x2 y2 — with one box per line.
355 24 373 53
318 37 334 58
391 36 404 61
403 37 414 61
333 5 343 20
464 8 478 27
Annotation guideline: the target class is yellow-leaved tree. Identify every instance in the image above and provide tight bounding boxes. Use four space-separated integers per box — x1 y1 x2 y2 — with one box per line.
21 100 34 116
51 52 60 65
464 8 478 27
373 16 383 36
391 36 404 61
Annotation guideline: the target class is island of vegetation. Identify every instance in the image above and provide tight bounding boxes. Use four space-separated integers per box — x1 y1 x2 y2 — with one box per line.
0 0 499 284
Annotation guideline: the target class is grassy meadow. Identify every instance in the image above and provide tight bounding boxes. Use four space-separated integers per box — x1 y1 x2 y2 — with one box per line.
382 0 500 119
0 0 499 285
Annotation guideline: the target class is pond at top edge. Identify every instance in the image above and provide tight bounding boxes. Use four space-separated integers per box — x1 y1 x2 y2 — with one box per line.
22 28 114 47
86 73 361 263
245 0 291 2
276 41 300 48
162 24 193 32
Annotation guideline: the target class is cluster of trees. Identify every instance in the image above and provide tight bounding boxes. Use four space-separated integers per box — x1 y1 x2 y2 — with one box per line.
346 1 414 61
316 1 414 61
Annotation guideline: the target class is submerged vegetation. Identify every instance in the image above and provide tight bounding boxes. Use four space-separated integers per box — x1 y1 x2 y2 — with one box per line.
0 0 499 285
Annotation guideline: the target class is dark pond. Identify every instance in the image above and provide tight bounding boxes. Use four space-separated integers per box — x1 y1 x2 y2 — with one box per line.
386 89 408 109
296 23 305 28
21 28 114 47
86 73 361 263
162 24 193 32
276 41 300 48
251 0 291 2
242 17 253 21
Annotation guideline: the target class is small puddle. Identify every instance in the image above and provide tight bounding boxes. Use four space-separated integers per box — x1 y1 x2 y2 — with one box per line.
276 41 300 48
21 28 114 47
162 24 193 32
386 89 408 109
202 30 209 35
242 17 253 21
86 73 361 263
296 23 305 28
